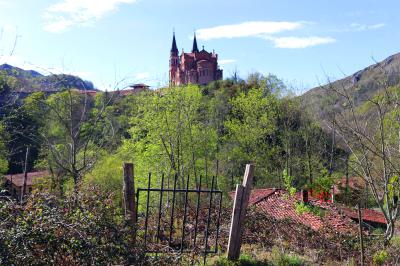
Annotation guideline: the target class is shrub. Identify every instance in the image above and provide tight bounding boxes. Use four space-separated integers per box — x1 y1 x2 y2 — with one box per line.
283 169 296 196
0 188 145 265
372 250 388 265
295 202 309 215
390 235 400 249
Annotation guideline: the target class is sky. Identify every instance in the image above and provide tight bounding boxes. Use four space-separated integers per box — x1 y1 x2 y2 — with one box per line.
0 0 399 93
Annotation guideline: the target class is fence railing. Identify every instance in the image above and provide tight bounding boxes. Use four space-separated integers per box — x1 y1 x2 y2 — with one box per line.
122 163 254 264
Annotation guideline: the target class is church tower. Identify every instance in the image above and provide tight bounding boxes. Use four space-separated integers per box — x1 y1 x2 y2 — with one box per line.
169 32 223 86
192 32 199 53
169 32 179 86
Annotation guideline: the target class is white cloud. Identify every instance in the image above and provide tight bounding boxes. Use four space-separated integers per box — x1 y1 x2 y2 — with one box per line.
195 21 335 49
333 23 386 33
219 59 236 65
349 23 385 31
43 0 137 33
266 36 336 49
196 21 305 40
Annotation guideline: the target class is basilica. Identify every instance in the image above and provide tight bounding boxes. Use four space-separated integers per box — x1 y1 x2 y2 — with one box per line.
169 32 223 86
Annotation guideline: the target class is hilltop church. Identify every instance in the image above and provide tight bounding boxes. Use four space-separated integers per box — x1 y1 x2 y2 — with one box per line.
169 33 223 86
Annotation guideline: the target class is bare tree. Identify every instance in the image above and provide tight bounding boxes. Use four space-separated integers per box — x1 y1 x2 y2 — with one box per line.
326 60 400 243
38 87 118 196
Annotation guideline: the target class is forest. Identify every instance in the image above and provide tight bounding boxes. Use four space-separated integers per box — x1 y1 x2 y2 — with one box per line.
1 67 400 265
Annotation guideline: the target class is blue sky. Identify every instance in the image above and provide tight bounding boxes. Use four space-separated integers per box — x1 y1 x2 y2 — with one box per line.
0 0 398 93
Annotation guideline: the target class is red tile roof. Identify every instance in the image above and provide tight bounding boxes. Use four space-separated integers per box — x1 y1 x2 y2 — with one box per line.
230 188 362 233
341 206 387 225
4 171 50 187
229 188 277 205
77 90 99 97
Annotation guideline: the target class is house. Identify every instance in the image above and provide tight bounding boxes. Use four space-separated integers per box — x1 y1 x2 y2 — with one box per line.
117 84 150 96
3 171 49 200
230 188 387 233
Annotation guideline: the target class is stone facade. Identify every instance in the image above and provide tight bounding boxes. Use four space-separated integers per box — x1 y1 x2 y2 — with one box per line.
169 33 223 86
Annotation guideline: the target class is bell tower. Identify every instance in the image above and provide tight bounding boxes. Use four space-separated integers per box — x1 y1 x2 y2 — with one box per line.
169 32 179 86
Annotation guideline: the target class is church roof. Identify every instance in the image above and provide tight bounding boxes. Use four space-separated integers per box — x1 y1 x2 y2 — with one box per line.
192 33 199 53
171 33 178 53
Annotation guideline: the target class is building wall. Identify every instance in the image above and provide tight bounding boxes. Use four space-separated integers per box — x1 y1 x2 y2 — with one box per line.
170 50 222 86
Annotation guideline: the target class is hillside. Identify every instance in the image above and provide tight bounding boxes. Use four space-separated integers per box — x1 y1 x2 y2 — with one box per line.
0 64 96 93
302 53 400 120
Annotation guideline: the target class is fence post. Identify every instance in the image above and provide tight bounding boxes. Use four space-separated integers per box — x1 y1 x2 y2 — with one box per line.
123 163 136 236
227 164 254 260
358 203 365 266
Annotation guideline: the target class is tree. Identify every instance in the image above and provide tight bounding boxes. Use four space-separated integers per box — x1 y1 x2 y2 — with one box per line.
328 71 400 243
0 122 8 174
25 89 114 195
224 88 279 185
126 86 218 189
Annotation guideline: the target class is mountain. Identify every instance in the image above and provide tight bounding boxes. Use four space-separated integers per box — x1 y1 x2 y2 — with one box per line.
301 53 400 120
0 64 96 93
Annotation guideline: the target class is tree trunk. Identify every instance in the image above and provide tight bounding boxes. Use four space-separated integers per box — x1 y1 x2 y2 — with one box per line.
384 220 395 245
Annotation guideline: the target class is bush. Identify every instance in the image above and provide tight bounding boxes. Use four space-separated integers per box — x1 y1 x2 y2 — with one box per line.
390 235 400 249
372 250 388 265
0 188 144 265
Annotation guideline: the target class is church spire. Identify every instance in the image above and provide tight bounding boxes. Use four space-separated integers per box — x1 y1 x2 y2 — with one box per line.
171 32 178 54
192 32 199 53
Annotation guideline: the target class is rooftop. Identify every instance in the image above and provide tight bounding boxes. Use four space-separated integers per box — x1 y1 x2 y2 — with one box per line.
4 171 50 187
230 188 387 233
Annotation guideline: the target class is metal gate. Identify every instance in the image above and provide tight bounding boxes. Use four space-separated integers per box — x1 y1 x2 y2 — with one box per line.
136 173 223 263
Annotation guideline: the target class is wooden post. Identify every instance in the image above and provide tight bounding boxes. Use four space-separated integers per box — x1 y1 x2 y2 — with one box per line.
358 203 365 266
123 163 136 227
227 164 255 260
20 147 29 204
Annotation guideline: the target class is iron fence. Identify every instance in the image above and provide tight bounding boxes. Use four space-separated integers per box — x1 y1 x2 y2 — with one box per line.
136 173 223 263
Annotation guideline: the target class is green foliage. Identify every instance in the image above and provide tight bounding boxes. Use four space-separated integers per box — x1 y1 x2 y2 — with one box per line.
270 246 304 266
225 88 277 161
294 202 309 215
126 86 218 187
85 150 125 207
283 169 296 196
310 169 334 195
372 250 388 265
213 254 268 266
85 78 337 204
390 235 400 248
0 70 18 93
294 202 324 217
0 122 8 174
388 175 400 203
2 73 337 203
0 188 143 265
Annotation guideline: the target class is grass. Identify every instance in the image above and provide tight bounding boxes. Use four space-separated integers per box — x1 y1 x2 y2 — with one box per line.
208 246 305 266
211 254 270 266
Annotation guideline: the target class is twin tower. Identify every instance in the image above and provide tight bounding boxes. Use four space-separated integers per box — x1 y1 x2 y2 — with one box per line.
169 33 223 86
